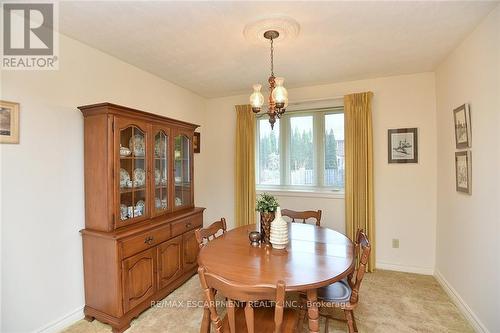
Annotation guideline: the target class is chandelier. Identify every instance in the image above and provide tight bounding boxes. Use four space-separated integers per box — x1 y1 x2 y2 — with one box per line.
249 30 288 129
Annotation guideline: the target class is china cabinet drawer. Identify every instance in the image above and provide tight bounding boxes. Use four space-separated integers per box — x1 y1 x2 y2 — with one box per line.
171 215 202 238
121 224 171 258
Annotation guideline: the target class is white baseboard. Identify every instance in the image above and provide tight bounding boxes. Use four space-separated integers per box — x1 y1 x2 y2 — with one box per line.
434 270 489 333
376 261 434 275
37 306 84 333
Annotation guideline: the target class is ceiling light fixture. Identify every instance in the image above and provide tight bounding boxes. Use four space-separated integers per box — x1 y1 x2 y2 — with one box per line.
249 30 288 129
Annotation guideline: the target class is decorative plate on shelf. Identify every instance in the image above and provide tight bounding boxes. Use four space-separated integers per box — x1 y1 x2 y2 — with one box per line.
120 168 130 188
155 169 161 185
129 134 145 157
154 137 165 157
133 168 146 187
175 197 182 206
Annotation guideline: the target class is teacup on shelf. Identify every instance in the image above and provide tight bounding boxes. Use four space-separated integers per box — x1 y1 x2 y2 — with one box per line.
120 145 131 157
120 204 128 220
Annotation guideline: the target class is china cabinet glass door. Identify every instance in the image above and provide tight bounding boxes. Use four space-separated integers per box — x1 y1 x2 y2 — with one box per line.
117 120 149 224
152 128 169 216
174 133 192 209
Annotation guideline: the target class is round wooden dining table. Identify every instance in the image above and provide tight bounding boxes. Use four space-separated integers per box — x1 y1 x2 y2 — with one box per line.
198 222 355 333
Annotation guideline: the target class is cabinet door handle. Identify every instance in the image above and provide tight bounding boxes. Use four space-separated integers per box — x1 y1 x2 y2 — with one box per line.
144 236 154 245
186 223 192 229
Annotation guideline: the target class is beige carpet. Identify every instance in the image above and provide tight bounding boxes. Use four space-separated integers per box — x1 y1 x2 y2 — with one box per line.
64 270 473 333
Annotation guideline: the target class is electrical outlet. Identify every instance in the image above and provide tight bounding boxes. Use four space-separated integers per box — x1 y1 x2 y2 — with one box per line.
392 239 399 248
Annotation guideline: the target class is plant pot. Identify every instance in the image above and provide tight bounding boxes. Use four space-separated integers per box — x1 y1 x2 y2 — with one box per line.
260 211 275 244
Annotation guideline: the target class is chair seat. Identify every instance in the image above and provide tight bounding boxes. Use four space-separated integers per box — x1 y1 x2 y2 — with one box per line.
222 306 299 333
317 279 352 304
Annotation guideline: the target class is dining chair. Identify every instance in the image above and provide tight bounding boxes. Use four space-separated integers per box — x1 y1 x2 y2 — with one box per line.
299 230 371 333
195 218 227 248
196 219 228 333
198 266 299 333
281 209 322 226
346 228 363 285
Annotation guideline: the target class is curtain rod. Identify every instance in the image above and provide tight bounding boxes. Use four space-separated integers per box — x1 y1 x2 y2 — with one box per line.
288 95 344 105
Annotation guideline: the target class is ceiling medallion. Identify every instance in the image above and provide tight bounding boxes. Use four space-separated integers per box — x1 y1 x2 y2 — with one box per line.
243 16 300 45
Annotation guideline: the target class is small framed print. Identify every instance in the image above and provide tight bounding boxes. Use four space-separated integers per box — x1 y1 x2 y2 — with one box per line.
0 100 20 144
388 128 418 163
455 151 472 194
193 132 200 153
453 103 471 149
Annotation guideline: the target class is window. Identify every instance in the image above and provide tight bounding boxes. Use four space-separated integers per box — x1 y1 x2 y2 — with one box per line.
324 113 344 187
256 107 344 192
257 119 280 185
290 116 314 185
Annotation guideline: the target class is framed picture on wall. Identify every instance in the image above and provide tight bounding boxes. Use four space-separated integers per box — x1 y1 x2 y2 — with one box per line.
388 128 418 163
453 103 471 149
0 100 20 144
455 151 472 194
193 132 200 153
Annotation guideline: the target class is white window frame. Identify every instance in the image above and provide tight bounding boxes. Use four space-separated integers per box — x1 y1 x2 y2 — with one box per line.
255 105 344 195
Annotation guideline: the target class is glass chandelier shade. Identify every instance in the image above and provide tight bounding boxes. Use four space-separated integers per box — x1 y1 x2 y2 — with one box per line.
271 77 288 109
250 84 265 112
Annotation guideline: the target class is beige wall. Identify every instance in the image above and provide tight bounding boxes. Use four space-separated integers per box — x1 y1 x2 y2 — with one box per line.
435 5 500 332
0 34 207 332
200 72 438 275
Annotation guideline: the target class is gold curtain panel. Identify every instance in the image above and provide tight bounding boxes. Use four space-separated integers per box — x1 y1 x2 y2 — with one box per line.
344 92 375 272
235 104 256 227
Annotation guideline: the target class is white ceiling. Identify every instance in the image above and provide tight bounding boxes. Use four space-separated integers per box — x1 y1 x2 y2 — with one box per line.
59 1 498 98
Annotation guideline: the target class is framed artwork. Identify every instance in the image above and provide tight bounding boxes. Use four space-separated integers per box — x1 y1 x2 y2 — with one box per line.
0 100 20 144
193 132 200 153
453 103 471 149
455 151 472 194
388 128 418 163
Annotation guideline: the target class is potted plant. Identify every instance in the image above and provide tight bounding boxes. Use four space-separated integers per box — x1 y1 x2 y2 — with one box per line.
256 193 279 243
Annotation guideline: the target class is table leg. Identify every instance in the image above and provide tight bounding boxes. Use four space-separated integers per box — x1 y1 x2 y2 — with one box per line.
307 289 319 333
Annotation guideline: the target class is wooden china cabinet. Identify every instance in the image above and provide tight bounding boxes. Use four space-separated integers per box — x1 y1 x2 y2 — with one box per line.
79 103 204 333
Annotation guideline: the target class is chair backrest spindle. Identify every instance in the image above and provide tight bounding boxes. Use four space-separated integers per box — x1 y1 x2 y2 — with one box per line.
349 230 371 305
